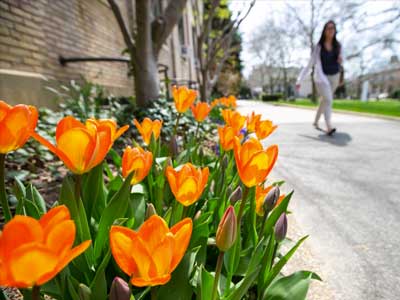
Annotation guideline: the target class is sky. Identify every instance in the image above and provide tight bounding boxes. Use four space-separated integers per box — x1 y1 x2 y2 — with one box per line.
229 0 400 78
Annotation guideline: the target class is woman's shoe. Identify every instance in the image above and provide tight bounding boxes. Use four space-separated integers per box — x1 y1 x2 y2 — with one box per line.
327 128 336 136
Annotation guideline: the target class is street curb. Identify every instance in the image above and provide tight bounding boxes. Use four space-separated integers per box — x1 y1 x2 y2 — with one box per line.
270 102 400 122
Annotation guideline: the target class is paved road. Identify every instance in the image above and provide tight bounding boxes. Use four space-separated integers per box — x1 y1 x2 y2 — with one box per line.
238 101 400 300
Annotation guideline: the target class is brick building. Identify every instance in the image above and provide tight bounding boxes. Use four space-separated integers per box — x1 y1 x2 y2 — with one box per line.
0 0 200 108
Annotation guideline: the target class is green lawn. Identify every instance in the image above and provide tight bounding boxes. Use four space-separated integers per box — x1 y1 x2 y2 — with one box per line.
272 99 400 118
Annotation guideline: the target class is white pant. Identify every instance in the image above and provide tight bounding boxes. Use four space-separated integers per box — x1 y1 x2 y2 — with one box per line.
315 74 340 129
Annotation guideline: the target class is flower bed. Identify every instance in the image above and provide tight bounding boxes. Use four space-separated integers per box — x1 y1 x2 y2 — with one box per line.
0 87 319 300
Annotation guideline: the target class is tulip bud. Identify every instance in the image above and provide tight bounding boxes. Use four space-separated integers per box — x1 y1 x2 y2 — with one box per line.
194 210 202 221
209 180 215 194
229 186 242 205
169 135 178 157
78 283 91 300
275 213 288 242
216 206 237 252
226 185 233 200
146 203 157 219
110 277 131 300
263 186 280 213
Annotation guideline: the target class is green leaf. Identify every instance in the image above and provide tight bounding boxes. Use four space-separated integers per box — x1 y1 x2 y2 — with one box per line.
59 175 94 269
82 164 106 221
94 172 133 262
24 199 41 219
158 247 199 300
196 265 214 300
13 178 26 215
89 250 111 300
128 189 146 229
225 267 260 300
262 271 321 300
26 184 46 214
263 236 309 290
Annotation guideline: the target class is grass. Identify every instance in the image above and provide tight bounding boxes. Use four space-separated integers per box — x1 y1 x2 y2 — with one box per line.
271 99 400 118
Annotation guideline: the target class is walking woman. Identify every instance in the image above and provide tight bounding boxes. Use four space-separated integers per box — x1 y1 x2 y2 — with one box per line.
296 20 343 135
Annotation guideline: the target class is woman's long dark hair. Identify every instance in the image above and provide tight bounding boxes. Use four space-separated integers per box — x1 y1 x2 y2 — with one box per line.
318 20 341 55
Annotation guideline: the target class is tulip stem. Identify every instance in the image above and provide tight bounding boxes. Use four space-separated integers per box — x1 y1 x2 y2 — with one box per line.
195 122 200 140
237 186 249 229
270 242 279 270
0 154 12 222
173 113 181 136
32 285 40 300
151 287 158 300
212 252 225 300
259 211 269 237
75 174 82 202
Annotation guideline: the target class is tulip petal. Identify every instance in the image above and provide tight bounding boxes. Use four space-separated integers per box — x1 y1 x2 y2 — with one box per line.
110 226 139 276
138 215 169 252
9 243 58 287
57 128 95 173
0 100 11 121
170 218 192 271
166 167 178 196
87 124 112 169
131 274 171 287
39 205 70 237
152 234 174 275
44 220 75 255
55 116 85 142
39 240 91 286
1 216 43 260
176 177 198 206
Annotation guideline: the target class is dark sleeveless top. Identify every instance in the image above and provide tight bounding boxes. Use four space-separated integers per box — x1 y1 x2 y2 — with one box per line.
320 46 340 75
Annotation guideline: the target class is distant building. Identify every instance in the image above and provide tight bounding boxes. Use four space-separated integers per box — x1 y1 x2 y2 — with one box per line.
0 0 200 108
247 64 301 98
347 56 400 99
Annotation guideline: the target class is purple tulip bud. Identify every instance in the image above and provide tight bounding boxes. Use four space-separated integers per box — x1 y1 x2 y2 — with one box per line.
110 277 130 300
263 186 280 213
145 203 157 219
275 213 288 242
229 186 242 205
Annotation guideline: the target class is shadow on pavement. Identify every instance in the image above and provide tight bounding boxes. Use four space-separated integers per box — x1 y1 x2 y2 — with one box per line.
299 131 352 146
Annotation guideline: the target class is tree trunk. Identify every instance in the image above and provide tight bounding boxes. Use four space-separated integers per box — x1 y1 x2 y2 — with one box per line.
135 0 160 107
200 69 210 101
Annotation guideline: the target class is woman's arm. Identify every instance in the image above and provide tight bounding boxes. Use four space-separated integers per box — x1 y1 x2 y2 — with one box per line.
296 46 318 85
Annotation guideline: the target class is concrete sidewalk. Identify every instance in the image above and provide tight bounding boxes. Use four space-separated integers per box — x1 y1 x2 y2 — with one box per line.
238 100 400 300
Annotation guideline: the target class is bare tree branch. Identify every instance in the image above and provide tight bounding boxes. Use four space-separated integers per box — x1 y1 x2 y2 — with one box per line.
107 0 136 55
152 0 188 55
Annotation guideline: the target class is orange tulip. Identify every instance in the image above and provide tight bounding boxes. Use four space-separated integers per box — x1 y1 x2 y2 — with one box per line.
255 185 286 216
0 100 38 154
221 109 246 134
255 119 277 140
32 116 128 174
211 99 220 108
191 102 211 122
0 205 91 288
218 125 243 151
246 111 261 133
122 146 153 185
233 137 278 187
227 95 237 108
110 215 192 287
172 86 197 113
133 118 162 145
166 163 209 206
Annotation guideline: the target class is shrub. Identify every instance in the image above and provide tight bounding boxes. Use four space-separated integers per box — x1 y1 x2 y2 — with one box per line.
261 93 283 101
